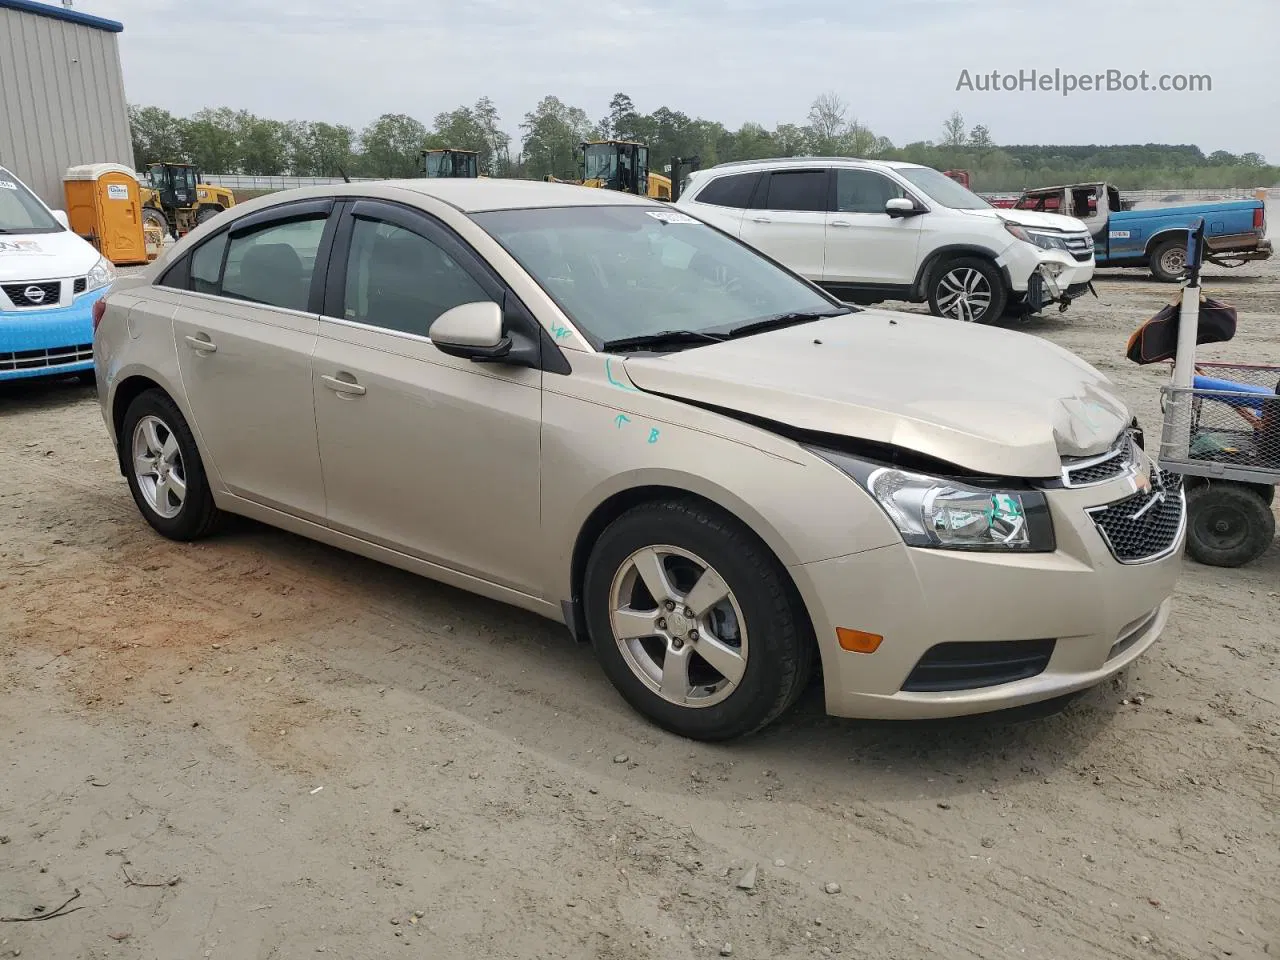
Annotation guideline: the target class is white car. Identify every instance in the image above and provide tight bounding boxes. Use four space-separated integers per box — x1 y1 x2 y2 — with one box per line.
1 165 116 382
676 158 1096 324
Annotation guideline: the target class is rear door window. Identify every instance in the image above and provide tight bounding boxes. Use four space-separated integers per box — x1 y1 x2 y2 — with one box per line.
760 170 829 212
222 217 328 312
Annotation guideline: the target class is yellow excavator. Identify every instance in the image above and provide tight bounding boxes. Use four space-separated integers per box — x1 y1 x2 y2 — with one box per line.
546 140 673 199
420 148 482 178
138 162 236 239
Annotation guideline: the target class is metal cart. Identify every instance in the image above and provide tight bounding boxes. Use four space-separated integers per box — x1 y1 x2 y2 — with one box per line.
1156 220 1279 567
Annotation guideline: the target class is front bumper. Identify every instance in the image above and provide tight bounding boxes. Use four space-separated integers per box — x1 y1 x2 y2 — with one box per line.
793 461 1185 720
1001 241 1096 296
0 288 105 381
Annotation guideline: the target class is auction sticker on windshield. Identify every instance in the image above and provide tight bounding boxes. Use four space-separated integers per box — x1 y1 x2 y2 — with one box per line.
0 180 18 190
646 210 698 224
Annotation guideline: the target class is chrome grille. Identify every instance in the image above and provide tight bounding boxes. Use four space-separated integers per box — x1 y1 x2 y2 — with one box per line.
1062 432 1138 487
1087 470 1185 564
0 343 94 372
2 281 61 308
1064 234 1094 262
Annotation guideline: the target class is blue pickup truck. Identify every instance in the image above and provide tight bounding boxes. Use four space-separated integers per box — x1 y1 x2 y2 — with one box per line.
1012 183 1271 282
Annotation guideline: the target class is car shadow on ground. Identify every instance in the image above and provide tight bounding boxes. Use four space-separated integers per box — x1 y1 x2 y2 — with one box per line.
0 374 95 414
204 512 1124 801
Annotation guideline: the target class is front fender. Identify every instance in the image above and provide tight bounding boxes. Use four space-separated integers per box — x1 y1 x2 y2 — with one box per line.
538 365 903 604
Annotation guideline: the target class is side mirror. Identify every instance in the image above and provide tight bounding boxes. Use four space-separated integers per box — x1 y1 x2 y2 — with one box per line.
428 301 511 361
885 198 919 219
52 209 70 229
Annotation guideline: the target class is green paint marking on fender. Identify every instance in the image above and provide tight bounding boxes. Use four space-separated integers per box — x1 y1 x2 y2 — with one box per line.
605 358 639 392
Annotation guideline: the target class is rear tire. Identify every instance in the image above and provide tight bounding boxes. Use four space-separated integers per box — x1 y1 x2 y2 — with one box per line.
196 206 222 225
1185 482 1274 567
927 256 1007 323
121 389 221 542
582 499 813 741
1149 239 1188 283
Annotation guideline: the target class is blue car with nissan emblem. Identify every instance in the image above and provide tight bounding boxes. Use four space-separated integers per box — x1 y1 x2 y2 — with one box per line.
1 165 116 382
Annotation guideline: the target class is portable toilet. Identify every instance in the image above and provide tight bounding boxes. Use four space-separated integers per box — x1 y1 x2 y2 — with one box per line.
63 163 149 266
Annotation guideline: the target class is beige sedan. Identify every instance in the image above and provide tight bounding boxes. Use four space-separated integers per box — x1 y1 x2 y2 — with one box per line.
93 179 1184 740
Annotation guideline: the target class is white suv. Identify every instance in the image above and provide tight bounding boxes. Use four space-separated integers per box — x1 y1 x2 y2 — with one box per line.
676 158 1096 323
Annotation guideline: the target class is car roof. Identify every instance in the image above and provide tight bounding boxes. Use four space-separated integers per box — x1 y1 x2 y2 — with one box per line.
301 178 662 214
700 157 925 174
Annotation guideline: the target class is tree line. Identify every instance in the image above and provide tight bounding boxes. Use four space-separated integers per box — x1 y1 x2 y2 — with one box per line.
128 94 1279 192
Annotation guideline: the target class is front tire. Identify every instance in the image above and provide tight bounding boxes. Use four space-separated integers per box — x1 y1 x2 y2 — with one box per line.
1185 482 1274 567
121 389 221 541
142 207 168 233
1150 239 1188 283
927 256 1007 323
582 499 813 741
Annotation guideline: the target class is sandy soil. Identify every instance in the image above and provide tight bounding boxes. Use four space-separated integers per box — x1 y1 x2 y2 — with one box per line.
1 260 1278 960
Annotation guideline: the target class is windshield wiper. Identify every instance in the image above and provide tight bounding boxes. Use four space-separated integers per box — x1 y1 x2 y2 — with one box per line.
724 307 854 339
602 329 728 353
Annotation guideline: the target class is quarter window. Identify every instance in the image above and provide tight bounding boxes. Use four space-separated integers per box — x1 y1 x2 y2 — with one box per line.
694 172 760 209
834 169 909 214
221 216 327 312
762 171 828 212
341 218 493 336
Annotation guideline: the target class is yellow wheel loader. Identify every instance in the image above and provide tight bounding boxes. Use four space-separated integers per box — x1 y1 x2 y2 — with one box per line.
545 141 672 199
138 162 236 239
420 148 482 178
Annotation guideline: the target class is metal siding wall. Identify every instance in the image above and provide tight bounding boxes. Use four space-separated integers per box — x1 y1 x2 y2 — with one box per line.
0 8 132 207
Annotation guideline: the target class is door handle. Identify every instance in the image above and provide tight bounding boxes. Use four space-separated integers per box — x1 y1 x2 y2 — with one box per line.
830 219 853 228
185 334 216 353
751 216 772 224
321 373 366 397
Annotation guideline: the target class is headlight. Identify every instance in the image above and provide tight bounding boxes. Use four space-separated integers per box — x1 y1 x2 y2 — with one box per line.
811 448 1055 552
83 256 116 294
1003 222 1074 252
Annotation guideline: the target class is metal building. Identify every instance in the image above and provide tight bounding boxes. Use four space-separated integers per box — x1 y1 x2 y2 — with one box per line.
0 0 131 207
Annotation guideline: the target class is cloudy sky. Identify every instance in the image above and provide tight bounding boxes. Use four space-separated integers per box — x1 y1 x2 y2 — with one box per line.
85 0 1278 160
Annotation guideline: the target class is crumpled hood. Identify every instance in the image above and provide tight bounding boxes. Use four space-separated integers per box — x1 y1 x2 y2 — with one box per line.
621 311 1130 477
961 206 1090 233
0 230 100 283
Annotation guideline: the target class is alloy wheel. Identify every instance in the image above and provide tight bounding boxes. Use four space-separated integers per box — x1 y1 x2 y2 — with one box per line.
607 545 748 708
936 267 994 322
131 414 187 519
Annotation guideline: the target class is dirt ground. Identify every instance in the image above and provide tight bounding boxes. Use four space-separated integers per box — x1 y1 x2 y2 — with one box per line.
2 258 1278 960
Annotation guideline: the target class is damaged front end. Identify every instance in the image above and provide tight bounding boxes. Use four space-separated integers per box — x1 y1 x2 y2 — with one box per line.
1026 264 1097 317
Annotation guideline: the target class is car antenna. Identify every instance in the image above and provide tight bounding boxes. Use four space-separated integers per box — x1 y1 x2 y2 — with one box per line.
338 166 351 184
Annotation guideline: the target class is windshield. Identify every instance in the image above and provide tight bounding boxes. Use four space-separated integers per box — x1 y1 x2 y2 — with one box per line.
897 166 992 210
0 169 61 234
583 145 618 182
424 152 449 177
470 205 841 347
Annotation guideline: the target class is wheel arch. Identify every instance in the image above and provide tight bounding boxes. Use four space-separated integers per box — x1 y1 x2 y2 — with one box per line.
111 374 167 470
1144 229 1191 259
563 482 815 649
108 372 211 484
911 244 1012 299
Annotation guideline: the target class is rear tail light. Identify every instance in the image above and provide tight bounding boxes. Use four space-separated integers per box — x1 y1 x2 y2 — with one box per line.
92 298 107 331
1254 206 1265 231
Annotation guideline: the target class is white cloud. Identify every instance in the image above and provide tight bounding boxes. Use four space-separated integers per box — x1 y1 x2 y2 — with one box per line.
87 0 1279 161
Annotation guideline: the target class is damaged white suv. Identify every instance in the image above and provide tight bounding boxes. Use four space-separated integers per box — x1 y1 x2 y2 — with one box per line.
676 158 1095 323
